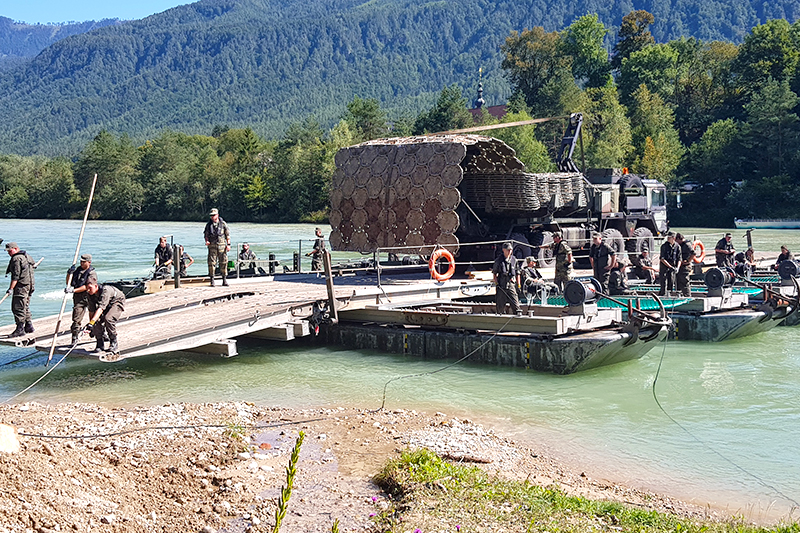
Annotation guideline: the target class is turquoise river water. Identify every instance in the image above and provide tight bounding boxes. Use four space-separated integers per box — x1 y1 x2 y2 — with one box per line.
0 219 798 522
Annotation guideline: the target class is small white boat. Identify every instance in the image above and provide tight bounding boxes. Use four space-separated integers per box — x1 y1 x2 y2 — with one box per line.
734 218 800 229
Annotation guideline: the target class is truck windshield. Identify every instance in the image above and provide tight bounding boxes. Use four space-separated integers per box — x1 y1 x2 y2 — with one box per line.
650 189 666 207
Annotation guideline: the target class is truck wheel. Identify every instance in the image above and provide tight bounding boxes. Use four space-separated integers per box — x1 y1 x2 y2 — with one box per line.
626 227 655 254
509 233 532 261
601 228 625 255
531 231 555 267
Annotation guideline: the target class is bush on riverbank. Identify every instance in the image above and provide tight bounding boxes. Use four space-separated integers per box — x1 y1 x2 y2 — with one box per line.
375 449 800 533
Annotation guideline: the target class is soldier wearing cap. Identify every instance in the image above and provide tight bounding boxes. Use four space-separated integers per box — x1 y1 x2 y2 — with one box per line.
631 250 657 283
589 232 616 293
306 228 326 272
5 242 36 338
675 233 696 296
65 253 97 344
492 242 522 315
521 256 559 297
85 279 125 355
551 232 573 292
714 232 735 268
204 208 230 286
658 232 681 296
608 259 632 296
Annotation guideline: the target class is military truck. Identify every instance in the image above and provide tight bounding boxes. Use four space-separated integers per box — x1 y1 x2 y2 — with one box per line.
328 113 668 267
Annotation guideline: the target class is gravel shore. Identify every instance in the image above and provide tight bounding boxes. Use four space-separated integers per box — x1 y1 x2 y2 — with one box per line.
0 402 748 532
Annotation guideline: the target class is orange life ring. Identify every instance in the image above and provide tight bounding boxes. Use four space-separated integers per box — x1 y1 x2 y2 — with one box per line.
429 249 456 281
692 240 705 263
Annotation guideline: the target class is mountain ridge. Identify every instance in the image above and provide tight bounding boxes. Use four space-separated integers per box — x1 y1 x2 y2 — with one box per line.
1 0 799 155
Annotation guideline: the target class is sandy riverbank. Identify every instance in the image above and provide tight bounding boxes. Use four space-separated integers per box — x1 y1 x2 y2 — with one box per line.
0 402 780 533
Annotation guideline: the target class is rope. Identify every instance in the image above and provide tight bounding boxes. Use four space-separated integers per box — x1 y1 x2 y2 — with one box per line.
378 314 515 410
651 335 800 507
0 332 91 404
2 350 70 405
0 352 40 367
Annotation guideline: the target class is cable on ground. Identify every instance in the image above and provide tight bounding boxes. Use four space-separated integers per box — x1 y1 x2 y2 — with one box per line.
16 417 327 440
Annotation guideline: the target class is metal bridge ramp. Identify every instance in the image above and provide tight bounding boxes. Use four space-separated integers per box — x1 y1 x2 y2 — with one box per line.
0 278 492 362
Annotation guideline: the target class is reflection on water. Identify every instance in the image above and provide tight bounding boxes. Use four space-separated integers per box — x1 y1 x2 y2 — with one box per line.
699 361 737 395
0 220 799 519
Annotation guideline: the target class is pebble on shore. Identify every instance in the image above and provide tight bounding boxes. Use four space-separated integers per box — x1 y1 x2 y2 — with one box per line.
0 402 736 532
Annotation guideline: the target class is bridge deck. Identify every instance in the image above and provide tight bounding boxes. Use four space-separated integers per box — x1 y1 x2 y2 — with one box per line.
0 276 493 362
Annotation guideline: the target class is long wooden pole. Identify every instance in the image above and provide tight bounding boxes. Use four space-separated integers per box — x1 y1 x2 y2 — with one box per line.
46 173 98 365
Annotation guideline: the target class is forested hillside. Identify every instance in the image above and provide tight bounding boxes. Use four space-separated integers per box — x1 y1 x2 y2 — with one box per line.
0 16 120 71
4 10 800 224
1 0 799 155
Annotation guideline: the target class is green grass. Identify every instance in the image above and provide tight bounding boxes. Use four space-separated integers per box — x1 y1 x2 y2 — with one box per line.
222 417 249 453
373 449 800 533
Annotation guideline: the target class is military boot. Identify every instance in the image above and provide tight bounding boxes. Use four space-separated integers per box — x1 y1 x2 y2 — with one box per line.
93 340 105 353
209 266 216 287
8 323 25 338
108 336 119 354
222 269 229 287
71 331 79 345
24 320 34 334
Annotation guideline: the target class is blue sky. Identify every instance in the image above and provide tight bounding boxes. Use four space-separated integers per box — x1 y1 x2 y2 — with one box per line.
1 1 191 24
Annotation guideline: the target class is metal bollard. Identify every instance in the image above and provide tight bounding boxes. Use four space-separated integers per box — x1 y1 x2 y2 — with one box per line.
173 244 180 289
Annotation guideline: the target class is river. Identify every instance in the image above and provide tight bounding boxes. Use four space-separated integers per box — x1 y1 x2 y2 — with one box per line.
0 219 798 521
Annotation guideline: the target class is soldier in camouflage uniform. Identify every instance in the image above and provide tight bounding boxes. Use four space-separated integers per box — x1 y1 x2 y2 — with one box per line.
5 242 36 338
204 208 231 287
552 232 573 292
492 242 522 315
86 279 125 354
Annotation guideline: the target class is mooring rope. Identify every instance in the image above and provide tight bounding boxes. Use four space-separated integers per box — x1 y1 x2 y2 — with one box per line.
651 334 800 507
378 314 516 410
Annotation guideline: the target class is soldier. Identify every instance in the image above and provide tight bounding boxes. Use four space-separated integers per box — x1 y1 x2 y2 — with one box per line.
306 228 326 272
608 261 632 296
238 243 257 274
153 236 173 277
492 243 521 315
64 253 96 345
631 250 657 283
658 232 680 296
4 242 36 338
521 256 558 297
204 208 230 286
85 279 125 354
714 232 735 268
734 248 756 279
589 232 616 293
178 246 194 277
551 232 573 292
675 233 695 297
773 245 793 271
